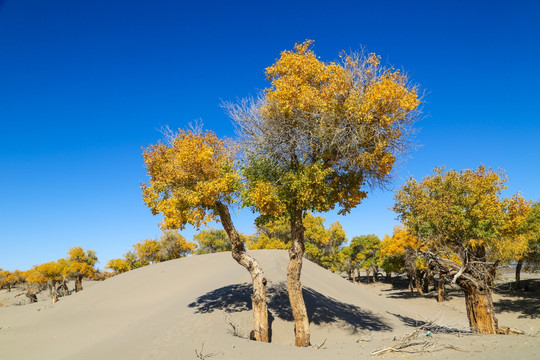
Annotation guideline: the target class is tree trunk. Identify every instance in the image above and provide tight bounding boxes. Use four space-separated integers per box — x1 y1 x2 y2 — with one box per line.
356 268 361 284
216 202 269 343
514 259 523 290
350 269 355 283
365 268 371 283
457 279 498 334
288 208 310 347
422 271 430 294
385 271 391 283
371 266 378 283
415 273 424 296
437 274 446 302
75 275 83 292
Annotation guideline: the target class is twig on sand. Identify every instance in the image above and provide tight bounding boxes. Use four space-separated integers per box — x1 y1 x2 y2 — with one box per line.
313 338 327 349
371 316 476 356
194 342 220 359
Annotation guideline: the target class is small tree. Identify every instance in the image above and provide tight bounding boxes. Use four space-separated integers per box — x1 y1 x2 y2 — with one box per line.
134 239 162 265
351 235 381 283
106 258 132 275
65 247 98 292
5 270 24 292
159 230 197 260
227 40 420 346
194 228 232 254
394 166 530 334
142 129 269 342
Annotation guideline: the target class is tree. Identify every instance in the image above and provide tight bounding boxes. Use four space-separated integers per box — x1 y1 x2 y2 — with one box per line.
393 166 530 334
106 258 132 275
65 247 98 292
159 230 197 260
515 200 540 289
379 230 407 282
350 235 381 283
134 239 162 265
248 213 347 271
226 40 420 346
5 270 24 292
142 129 269 342
194 228 232 254
0 269 10 291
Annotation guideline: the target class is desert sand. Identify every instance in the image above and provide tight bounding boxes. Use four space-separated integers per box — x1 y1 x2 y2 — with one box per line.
0 250 538 359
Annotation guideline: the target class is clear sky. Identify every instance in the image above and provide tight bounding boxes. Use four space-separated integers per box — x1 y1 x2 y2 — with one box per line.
1 0 539 271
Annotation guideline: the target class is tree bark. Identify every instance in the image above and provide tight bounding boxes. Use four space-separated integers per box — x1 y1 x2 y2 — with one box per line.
288 208 310 347
75 275 83 292
385 271 392 283
514 259 523 290
422 271 430 294
215 202 269 342
457 279 498 334
437 273 446 302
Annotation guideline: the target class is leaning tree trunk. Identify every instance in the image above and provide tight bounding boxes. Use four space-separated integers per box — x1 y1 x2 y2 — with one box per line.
288 208 310 347
216 202 269 342
514 259 523 290
457 278 498 334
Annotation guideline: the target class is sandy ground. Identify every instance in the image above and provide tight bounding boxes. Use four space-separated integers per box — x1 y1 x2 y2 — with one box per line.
0 250 538 359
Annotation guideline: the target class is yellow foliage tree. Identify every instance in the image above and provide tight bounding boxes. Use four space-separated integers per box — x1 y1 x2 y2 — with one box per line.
394 166 531 334
105 258 132 275
65 247 97 292
226 40 421 346
142 129 269 342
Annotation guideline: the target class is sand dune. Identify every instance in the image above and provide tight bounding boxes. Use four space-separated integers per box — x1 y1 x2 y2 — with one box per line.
0 250 538 359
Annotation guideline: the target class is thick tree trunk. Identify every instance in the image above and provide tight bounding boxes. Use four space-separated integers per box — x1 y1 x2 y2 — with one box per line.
216 202 269 342
514 259 523 290
385 271 392 283
356 268 361 284
75 275 83 292
457 279 498 334
288 209 310 347
437 274 446 302
350 269 355 283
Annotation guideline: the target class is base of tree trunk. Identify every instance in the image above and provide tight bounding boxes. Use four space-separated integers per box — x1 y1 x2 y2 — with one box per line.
460 281 498 334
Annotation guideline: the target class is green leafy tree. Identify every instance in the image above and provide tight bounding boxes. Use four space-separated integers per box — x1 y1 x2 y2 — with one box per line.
248 213 346 271
351 235 381 283
194 228 232 254
226 40 420 346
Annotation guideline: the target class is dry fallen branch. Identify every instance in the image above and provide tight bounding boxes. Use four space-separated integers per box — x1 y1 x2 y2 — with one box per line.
313 338 327 349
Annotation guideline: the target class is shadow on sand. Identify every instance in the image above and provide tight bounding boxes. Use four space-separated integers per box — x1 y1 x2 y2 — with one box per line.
188 281 392 334
493 279 540 319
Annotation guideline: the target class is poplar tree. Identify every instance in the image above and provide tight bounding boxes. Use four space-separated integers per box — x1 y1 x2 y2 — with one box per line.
226 40 420 346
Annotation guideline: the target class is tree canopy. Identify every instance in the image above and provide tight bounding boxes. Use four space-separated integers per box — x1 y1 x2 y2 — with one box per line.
393 165 531 334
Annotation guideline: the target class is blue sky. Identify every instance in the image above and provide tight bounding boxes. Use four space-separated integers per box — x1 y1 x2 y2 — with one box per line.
1 0 539 271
